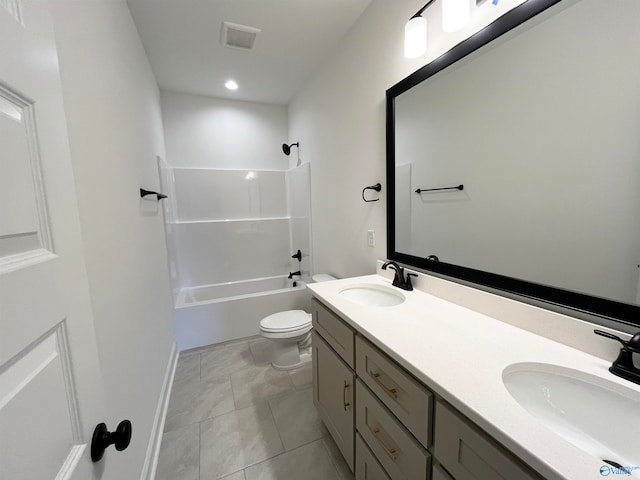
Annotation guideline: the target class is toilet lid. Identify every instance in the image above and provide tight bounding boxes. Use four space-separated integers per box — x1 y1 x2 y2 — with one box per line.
260 310 311 332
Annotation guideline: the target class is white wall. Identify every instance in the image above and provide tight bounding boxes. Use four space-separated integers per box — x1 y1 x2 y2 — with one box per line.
161 91 288 170
51 2 174 478
289 0 527 278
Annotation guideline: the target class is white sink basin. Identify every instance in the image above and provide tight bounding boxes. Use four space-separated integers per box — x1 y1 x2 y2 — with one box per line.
339 284 405 307
503 363 640 471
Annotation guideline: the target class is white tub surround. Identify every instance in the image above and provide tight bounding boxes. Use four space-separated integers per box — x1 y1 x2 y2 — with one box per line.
173 278 310 350
158 162 313 350
176 276 298 306
308 273 640 480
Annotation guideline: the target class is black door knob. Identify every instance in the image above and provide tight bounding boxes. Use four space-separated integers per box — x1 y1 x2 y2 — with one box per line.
91 419 132 462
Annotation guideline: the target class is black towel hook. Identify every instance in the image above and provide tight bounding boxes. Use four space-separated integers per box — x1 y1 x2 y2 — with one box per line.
140 188 167 200
362 183 382 202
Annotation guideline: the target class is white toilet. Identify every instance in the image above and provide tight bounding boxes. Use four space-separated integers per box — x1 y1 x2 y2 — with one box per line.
259 273 336 370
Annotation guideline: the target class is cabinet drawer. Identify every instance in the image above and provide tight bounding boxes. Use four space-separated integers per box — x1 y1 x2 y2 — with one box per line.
312 298 355 367
356 433 391 480
312 331 355 471
432 464 454 480
356 380 431 480
434 401 541 480
356 336 433 448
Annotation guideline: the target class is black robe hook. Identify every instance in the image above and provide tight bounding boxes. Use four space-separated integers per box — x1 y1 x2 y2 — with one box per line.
140 188 167 200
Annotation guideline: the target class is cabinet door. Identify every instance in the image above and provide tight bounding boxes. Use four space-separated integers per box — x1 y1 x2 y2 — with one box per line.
312 331 355 471
434 401 542 480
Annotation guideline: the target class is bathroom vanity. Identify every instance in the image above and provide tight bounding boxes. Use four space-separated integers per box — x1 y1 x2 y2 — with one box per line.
309 271 640 480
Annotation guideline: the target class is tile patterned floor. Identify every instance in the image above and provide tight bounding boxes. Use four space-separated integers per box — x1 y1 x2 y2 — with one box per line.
156 336 355 480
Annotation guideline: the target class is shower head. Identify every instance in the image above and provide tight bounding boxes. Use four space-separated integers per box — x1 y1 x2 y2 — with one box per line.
282 142 299 156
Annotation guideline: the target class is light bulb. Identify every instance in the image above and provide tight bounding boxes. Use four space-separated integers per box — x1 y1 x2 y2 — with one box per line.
404 15 427 58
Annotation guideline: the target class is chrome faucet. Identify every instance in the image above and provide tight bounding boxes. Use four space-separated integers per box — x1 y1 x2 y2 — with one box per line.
594 330 640 385
381 261 416 291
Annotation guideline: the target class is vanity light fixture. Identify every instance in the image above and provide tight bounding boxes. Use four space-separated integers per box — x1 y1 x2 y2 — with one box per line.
442 0 471 32
404 0 434 58
224 79 238 90
405 0 471 58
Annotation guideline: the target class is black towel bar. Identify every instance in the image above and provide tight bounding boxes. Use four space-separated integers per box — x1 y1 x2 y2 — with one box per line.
414 184 463 194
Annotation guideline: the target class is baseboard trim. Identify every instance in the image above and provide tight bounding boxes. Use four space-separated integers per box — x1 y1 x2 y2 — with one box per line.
139 341 178 480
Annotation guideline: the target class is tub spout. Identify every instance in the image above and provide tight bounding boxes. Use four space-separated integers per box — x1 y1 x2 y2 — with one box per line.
288 271 301 279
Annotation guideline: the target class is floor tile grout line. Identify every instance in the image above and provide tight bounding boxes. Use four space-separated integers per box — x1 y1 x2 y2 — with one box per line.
199 403 284 479
266 395 286 452
242 436 336 477
198 420 202 480
164 359 236 433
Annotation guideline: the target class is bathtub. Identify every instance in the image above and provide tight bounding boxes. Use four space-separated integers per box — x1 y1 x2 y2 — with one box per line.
173 275 311 350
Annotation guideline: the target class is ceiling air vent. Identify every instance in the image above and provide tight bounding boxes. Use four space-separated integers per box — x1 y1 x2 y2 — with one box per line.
221 21 260 51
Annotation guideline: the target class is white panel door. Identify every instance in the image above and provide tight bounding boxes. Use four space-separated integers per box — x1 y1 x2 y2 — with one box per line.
0 1 105 479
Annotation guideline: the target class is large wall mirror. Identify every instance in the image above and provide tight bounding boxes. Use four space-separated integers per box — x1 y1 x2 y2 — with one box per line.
386 0 640 328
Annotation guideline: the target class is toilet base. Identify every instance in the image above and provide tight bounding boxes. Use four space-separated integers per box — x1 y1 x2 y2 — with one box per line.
268 332 312 371
272 351 311 371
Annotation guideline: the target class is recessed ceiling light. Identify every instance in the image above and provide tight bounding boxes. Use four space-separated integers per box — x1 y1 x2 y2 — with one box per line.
225 80 238 90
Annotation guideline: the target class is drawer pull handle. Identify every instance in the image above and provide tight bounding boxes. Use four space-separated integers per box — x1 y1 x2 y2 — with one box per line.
343 380 351 411
369 426 397 461
369 371 398 399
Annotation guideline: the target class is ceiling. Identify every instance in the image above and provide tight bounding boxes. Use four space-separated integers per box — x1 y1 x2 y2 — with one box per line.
127 0 373 105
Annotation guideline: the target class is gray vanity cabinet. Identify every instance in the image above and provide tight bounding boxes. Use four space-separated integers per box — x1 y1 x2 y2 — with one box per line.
432 464 455 480
311 295 541 480
434 401 542 480
312 298 355 367
356 433 392 480
356 379 431 479
356 336 433 449
311 299 356 471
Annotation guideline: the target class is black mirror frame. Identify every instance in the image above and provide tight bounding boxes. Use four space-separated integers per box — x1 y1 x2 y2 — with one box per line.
385 0 640 328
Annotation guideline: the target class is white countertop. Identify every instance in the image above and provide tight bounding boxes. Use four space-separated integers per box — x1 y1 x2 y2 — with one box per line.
308 274 640 480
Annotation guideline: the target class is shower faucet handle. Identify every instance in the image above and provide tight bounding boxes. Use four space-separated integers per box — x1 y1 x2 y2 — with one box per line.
291 250 302 262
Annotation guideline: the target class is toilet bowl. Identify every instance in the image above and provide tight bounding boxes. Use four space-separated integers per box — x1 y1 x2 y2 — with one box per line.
259 273 336 370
